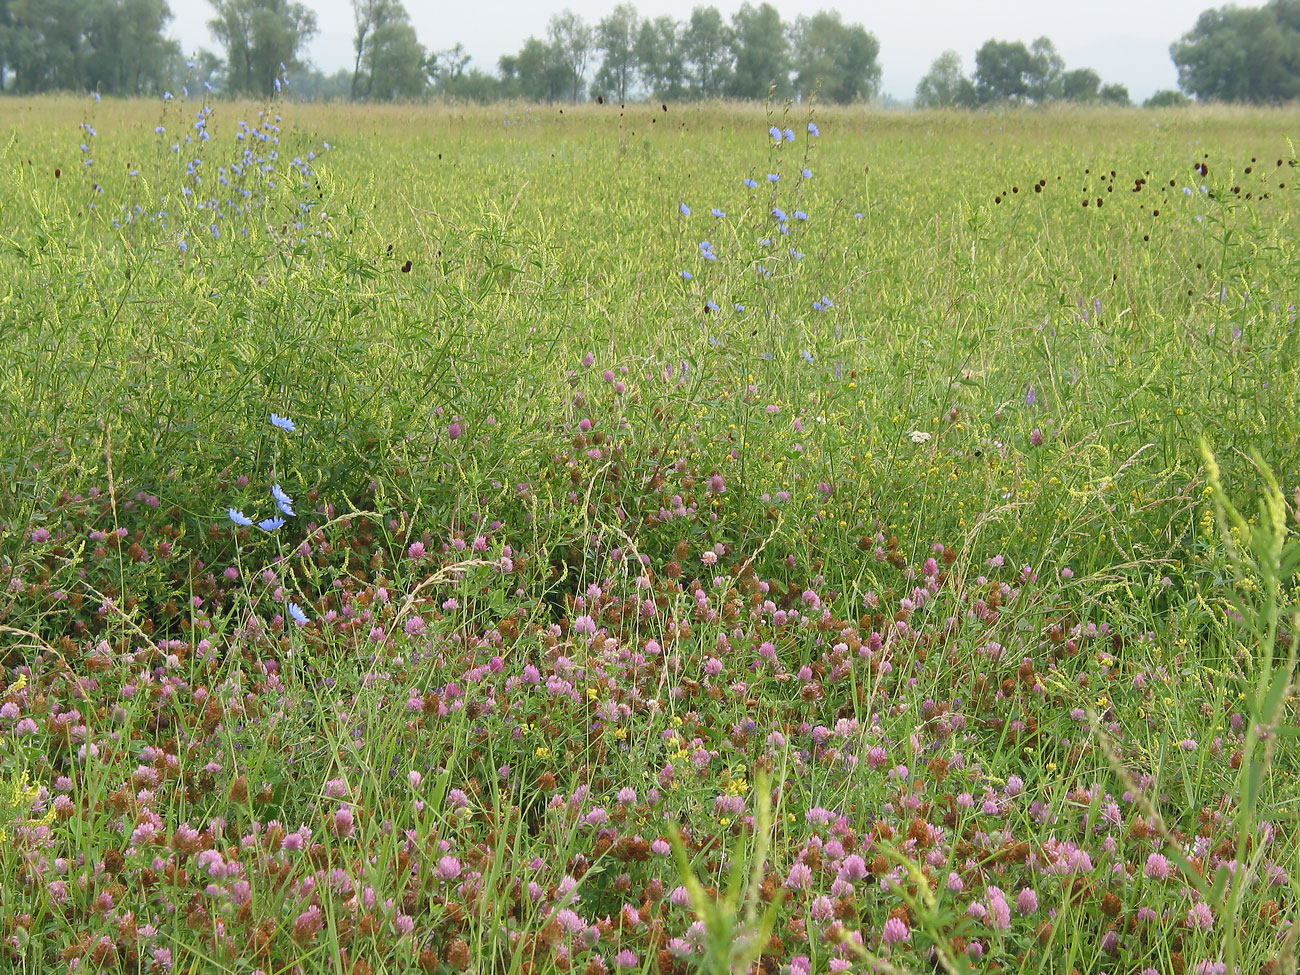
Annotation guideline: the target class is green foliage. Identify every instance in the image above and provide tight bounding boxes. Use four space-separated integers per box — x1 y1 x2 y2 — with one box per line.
548 9 593 103
1099 82 1130 106
790 10 881 104
0 0 176 95
1144 87 1191 108
1172 0 1300 103
350 0 426 101
207 0 317 97
683 5 732 99
635 13 685 99
1062 67 1102 103
726 2 788 99
915 50 976 108
594 3 638 102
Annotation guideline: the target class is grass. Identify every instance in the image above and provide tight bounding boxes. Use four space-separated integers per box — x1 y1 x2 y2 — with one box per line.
0 94 1298 975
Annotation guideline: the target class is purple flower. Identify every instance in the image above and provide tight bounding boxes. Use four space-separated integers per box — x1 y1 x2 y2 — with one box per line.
437 856 462 880
808 122 820 136
1026 384 1037 406
228 508 253 527
270 413 296 432
258 516 285 532
769 125 782 141
287 603 308 626
1145 853 1172 880
679 202 691 216
882 917 910 944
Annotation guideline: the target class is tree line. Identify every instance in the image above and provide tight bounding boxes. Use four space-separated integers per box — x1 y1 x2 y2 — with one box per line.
2 0 1300 106
914 38 1142 109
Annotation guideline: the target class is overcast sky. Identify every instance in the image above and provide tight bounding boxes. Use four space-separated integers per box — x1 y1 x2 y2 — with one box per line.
168 0 1206 101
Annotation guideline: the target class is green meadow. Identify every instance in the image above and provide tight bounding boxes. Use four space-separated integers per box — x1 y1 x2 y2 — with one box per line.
0 97 1298 975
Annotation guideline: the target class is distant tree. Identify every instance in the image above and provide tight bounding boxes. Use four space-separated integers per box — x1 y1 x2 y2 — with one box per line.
79 0 179 95
682 6 731 98
366 20 424 98
1027 36 1064 102
727 2 788 99
790 10 880 103
207 0 317 97
1171 0 1300 102
1144 87 1190 107
500 36 568 101
0 0 9 92
915 50 976 108
635 14 685 99
1061 66 1101 102
973 38 1035 103
594 3 638 101
1099 82 1130 106
436 67 503 103
287 65 351 99
548 10 591 102
351 0 425 100
5 0 89 92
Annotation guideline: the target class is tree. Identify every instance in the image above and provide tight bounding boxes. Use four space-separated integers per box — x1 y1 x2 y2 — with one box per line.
1144 88 1190 107
1099 82 1130 106
973 38 1035 103
5 0 88 92
682 5 730 98
790 10 880 103
727 2 788 99
915 50 976 108
1171 0 1300 103
348 0 423 100
548 9 591 102
1061 67 1101 102
1027 36 1064 102
79 0 179 95
635 14 685 99
594 3 638 102
499 36 568 101
351 0 425 100
435 67 503 103
207 0 317 97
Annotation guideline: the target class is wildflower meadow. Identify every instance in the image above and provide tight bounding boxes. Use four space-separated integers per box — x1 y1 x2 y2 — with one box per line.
0 95 1298 975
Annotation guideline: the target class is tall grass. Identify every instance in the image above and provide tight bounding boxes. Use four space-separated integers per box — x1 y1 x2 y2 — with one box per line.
0 97 1297 975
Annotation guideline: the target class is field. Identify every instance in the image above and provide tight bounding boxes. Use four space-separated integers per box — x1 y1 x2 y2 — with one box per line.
1 96 1299 975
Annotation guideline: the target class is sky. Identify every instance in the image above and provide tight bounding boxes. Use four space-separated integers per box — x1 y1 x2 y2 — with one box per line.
168 0 1207 102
